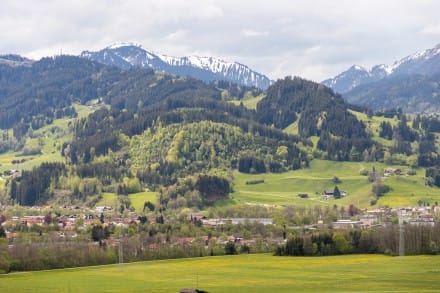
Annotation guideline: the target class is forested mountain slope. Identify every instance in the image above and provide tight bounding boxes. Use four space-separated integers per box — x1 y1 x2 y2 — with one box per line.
2 55 440 207
257 77 373 161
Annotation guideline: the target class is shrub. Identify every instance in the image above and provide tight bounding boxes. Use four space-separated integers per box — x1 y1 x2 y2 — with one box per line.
245 179 264 185
225 241 237 255
19 147 42 156
359 169 368 176
407 169 417 176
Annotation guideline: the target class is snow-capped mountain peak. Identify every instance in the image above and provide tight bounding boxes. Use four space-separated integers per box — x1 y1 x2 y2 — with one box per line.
322 43 440 93
80 44 272 89
321 64 370 93
106 42 144 50
352 65 367 71
382 43 440 76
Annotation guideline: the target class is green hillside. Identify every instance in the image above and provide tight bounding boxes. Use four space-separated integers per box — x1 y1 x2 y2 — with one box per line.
230 93 265 110
2 56 440 210
130 120 309 185
233 159 440 208
0 104 94 173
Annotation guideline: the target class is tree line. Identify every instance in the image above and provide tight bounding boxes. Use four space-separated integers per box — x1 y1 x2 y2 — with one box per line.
275 224 440 256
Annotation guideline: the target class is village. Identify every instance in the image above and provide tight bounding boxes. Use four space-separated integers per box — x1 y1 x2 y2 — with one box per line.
1 201 439 251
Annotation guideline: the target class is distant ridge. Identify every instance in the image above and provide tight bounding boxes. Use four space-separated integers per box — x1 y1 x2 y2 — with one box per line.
81 43 273 89
322 43 440 113
322 43 440 94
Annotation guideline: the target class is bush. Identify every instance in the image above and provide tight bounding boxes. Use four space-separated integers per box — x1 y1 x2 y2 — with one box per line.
407 169 417 176
240 244 251 254
372 184 392 197
359 169 368 176
19 147 42 156
245 179 264 185
123 177 142 194
225 241 237 255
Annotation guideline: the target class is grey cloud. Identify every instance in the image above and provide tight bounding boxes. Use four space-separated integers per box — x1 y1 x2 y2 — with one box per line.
1 0 439 81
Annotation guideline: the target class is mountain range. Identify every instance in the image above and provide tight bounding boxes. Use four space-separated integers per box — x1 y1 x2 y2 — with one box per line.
3 41 440 114
323 43 440 113
80 43 272 89
0 54 34 67
1 48 440 208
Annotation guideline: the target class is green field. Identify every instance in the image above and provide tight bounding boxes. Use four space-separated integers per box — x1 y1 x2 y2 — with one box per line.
1 254 439 292
95 192 157 212
96 193 118 207
233 159 440 208
229 94 265 110
129 191 157 212
349 110 399 147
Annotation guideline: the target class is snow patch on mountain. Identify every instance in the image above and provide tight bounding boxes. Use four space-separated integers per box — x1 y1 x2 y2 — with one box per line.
81 44 272 89
323 43 440 93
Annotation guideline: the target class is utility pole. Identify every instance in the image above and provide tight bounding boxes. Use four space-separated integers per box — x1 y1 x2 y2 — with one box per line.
399 210 405 258
119 234 124 271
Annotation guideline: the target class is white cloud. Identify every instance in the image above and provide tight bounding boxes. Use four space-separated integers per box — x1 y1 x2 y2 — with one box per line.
1 0 440 81
164 30 189 42
242 29 269 38
420 23 440 35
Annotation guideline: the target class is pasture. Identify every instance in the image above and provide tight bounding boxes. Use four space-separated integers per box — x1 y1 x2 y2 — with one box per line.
232 159 440 208
96 193 118 207
95 191 157 212
129 191 157 212
1 254 439 292
229 94 265 110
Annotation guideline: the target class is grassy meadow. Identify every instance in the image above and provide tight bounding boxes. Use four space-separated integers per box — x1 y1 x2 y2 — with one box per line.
349 110 399 147
0 104 94 174
95 191 157 212
96 193 119 207
232 159 440 208
229 94 265 110
129 191 157 212
1 254 439 292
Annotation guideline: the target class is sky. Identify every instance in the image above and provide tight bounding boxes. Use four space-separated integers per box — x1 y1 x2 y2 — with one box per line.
1 0 440 82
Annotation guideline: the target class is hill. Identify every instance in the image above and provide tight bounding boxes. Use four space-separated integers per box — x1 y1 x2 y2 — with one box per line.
0 56 106 131
257 77 373 161
1 55 440 208
232 159 440 208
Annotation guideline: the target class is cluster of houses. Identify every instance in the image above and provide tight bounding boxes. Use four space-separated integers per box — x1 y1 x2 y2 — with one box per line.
189 213 273 227
0 205 140 238
1 203 439 246
333 206 438 229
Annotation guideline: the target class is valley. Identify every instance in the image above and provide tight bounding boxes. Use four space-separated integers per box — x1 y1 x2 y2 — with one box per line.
1 46 440 278
3 1 440 292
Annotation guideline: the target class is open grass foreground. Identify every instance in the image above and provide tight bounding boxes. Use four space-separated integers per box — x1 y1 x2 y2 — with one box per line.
1 254 440 292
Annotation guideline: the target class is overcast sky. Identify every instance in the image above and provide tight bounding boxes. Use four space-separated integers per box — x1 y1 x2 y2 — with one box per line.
1 0 440 81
